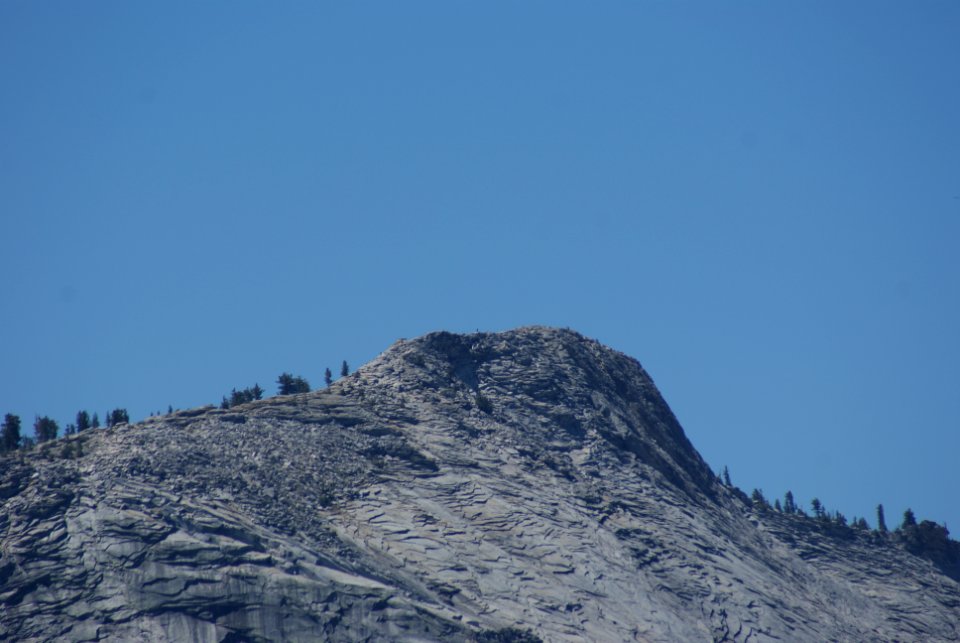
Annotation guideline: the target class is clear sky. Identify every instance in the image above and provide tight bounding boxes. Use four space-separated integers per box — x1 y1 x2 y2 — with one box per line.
2 2 958 533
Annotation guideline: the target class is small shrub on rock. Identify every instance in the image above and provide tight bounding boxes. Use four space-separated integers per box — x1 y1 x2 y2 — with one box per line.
474 627 542 643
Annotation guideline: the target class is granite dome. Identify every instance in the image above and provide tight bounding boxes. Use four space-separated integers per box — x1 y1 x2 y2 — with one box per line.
1 328 958 641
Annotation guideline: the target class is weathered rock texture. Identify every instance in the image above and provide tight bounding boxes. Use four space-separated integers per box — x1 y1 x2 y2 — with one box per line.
1 327 958 641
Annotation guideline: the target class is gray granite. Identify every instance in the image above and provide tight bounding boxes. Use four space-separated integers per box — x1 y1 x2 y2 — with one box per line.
1 327 957 641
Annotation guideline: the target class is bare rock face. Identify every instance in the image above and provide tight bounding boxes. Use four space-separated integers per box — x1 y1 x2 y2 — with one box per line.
1 327 958 642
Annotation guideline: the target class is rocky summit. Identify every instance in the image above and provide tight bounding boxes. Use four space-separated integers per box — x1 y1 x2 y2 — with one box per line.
1 327 958 642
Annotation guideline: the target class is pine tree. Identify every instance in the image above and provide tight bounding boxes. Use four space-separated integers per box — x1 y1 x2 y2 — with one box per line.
340 360 349 377
902 508 917 528
108 409 129 426
33 416 59 443
1 413 21 451
722 466 732 487
221 384 265 408
277 373 310 395
474 391 493 414
92 412 100 429
325 368 333 387
774 498 782 512
76 410 91 432
877 504 888 533
811 498 823 519
784 491 797 514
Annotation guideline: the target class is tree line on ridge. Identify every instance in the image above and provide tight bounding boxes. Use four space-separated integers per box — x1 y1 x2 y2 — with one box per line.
0 360 350 452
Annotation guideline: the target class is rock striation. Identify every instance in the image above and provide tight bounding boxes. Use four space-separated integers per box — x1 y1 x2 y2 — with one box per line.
1 327 958 641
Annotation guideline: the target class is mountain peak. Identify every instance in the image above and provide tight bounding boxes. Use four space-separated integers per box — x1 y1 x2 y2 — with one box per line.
1 328 958 642
355 326 716 499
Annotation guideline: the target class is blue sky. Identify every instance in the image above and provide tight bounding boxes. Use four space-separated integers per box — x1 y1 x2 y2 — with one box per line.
2 2 958 532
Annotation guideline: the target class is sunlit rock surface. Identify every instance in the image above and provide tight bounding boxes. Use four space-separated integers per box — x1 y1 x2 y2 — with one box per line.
1 327 958 641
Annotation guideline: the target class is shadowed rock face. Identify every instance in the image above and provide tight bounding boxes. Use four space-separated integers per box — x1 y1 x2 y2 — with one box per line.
1 327 958 642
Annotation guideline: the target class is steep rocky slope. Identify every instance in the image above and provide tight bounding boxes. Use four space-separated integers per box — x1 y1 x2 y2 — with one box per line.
1 327 958 642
